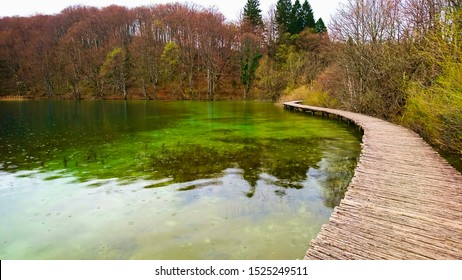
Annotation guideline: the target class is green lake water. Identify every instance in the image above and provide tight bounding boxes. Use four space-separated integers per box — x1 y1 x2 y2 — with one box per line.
0 101 361 259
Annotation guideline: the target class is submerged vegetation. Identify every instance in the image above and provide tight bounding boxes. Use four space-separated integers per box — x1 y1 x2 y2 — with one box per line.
0 0 460 165
149 137 325 188
0 101 362 259
0 101 361 205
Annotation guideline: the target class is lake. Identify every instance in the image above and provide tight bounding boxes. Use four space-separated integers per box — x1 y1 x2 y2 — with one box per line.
0 101 361 259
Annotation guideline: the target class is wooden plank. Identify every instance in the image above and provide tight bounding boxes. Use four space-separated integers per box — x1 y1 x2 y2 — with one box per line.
284 101 462 260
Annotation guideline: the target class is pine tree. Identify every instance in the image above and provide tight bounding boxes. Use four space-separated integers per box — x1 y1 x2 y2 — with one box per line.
315 18 327 33
243 0 263 29
289 0 303 34
240 36 262 99
275 0 292 34
302 0 316 30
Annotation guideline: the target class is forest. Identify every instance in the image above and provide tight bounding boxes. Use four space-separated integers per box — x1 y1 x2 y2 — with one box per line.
0 0 461 160
0 0 326 101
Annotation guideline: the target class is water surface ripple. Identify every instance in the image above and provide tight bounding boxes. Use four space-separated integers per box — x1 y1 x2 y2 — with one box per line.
0 101 361 259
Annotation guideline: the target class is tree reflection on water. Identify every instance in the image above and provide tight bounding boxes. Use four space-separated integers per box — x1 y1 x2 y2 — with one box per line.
149 135 358 207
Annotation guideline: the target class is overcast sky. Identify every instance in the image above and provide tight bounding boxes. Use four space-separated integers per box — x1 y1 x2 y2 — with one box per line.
1 1 344 24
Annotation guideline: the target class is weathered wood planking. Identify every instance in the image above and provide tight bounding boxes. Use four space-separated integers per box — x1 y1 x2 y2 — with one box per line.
283 101 462 260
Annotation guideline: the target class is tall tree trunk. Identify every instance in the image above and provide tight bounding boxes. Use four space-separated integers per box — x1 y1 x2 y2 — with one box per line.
151 74 157 100
72 67 81 100
120 66 127 100
44 75 53 97
142 77 147 100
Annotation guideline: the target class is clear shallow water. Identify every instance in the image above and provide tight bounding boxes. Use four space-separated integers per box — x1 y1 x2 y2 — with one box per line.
0 101 361 259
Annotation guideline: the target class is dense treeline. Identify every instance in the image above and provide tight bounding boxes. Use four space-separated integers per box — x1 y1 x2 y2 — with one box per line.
255 0 329 101
0 0 461 161
0 4 237 100
286 0 462 163
0 0 325 101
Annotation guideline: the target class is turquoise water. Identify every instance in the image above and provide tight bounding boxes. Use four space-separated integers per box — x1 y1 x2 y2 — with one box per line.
0 101 361 259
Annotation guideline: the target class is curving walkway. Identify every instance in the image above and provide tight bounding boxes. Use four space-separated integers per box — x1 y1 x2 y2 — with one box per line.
284 101 462 260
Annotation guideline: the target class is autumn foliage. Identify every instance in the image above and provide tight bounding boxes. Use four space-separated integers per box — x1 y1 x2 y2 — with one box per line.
0 4 247 100
0 1 329 101
0 1 460 162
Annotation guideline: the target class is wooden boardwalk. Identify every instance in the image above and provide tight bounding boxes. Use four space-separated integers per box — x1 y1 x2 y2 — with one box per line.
284 101 462 260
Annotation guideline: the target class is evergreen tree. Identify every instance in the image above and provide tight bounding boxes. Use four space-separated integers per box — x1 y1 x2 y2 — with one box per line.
240 36 262 99
275 0 292 34
302 0 316 30
315 18 327 33
243 0 263 29
289 0 303 34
